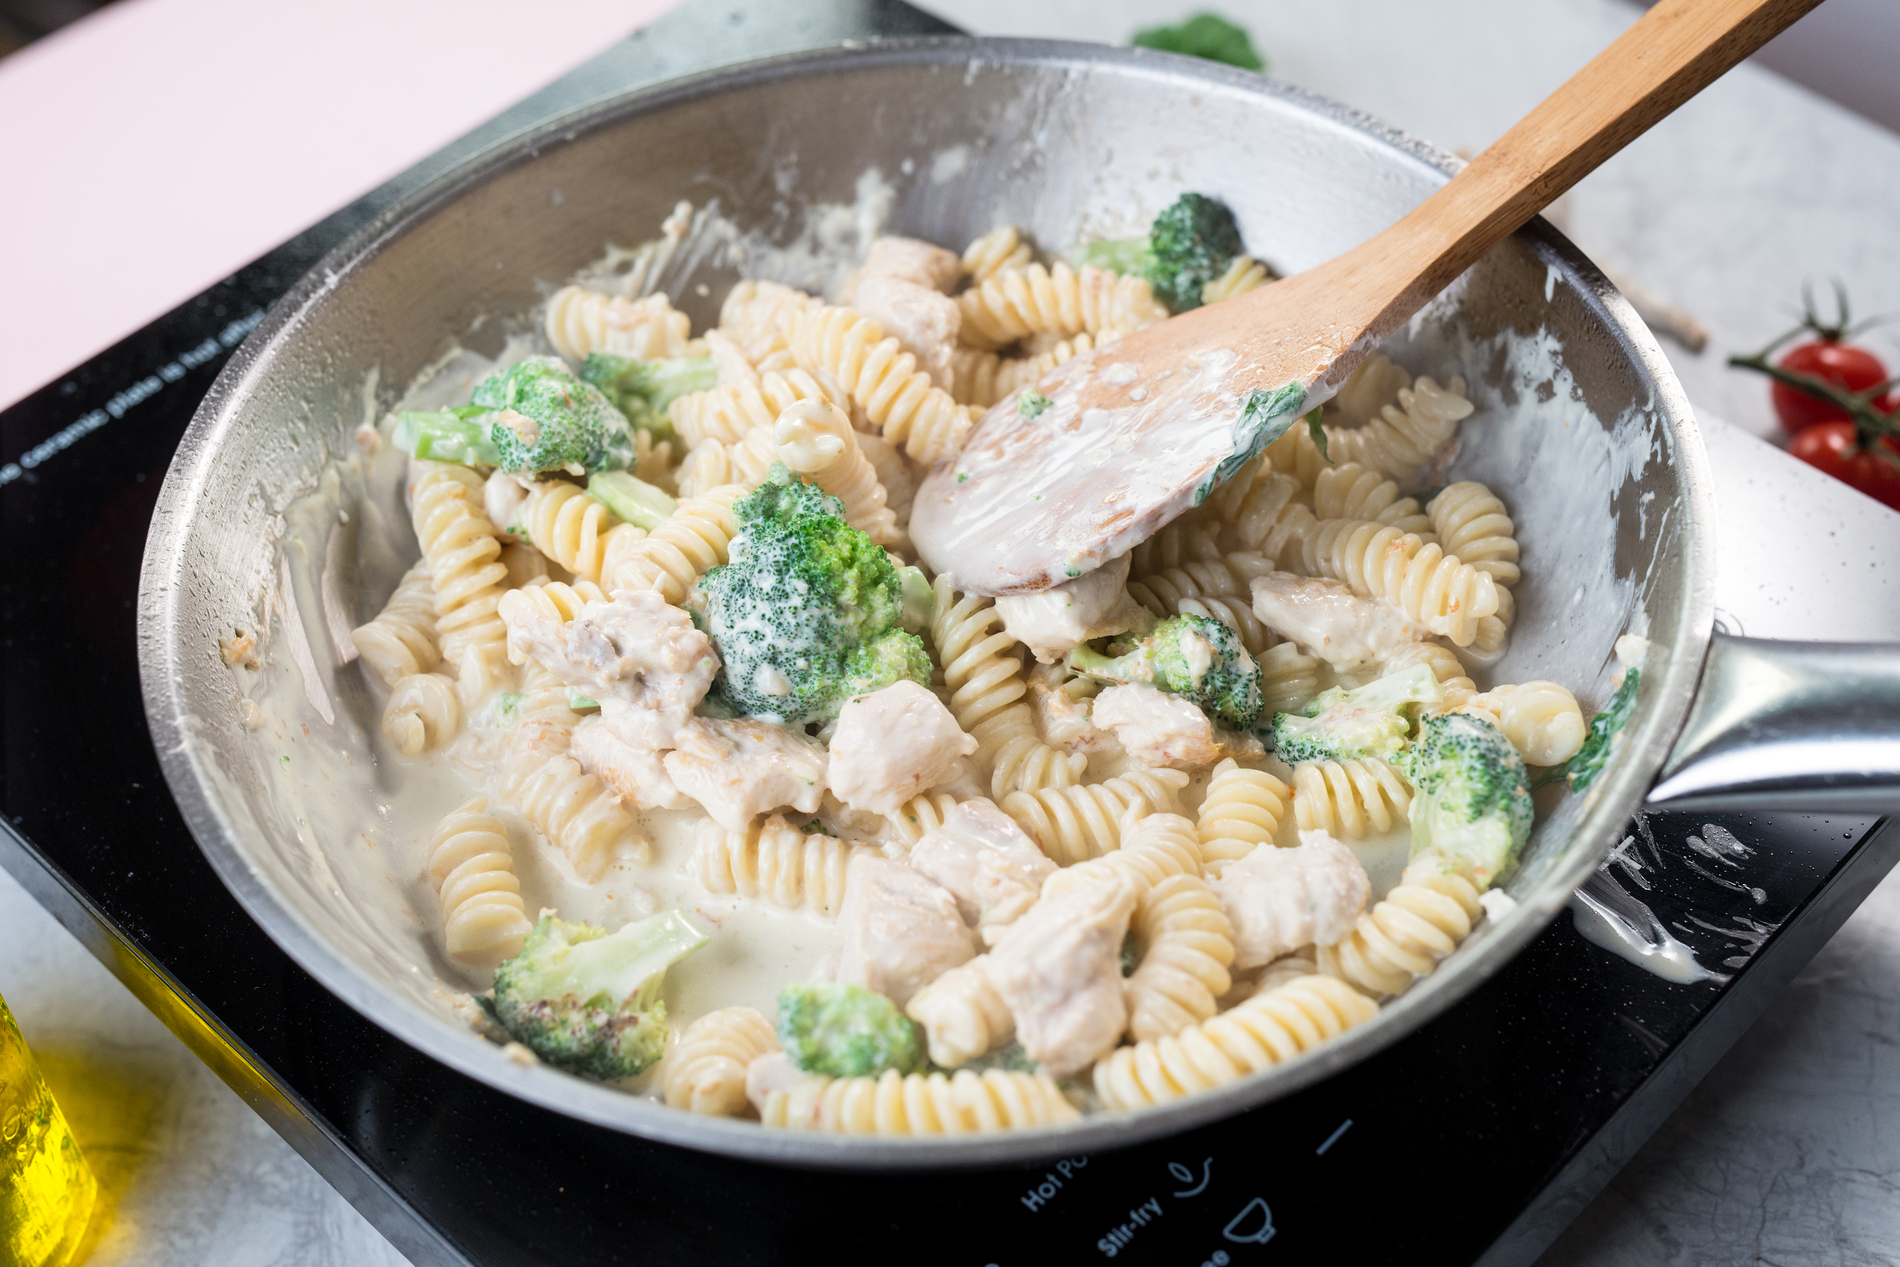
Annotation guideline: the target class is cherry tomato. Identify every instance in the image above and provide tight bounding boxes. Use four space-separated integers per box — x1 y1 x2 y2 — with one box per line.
1771 341 1889 434
1788 421 1900 512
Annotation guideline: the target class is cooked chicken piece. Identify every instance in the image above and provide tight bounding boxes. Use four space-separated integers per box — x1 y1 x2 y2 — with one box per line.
702 328 760 387
827 681 977 816
501 590 718 750
843 236 963 298
821 855 974 1007
1250 572 1430 668
851 274 960 392
1208 829 1371 970
663 717 828 830
986 871 1138 1076
995 553 1148 664
571 714 691 809
483 470 531 542
744 1050 818 1108
1090 682 1261 769
907 800 1058 941
1024 663 1115 754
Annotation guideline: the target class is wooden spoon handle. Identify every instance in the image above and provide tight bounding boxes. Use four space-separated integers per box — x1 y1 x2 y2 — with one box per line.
1362 0 1823 334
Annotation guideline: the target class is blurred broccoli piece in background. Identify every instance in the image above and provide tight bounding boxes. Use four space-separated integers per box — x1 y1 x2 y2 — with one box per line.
777 982 923 1078
1132 13 1265 72
1076 191 1246 313
484 911 708 1080
578 352 717 440
469 355 636 475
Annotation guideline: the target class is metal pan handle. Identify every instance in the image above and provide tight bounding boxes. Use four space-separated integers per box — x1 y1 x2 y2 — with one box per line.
1644 634 1900 813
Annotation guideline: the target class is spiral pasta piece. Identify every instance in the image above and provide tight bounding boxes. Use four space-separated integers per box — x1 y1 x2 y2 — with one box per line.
666 368 838 449
672 424 779 500
1221 471 1319 567
1318 856 1485 998
772 398 902 546
693 814 874 918
950 331 1100 409
1313 462 1433 538
497 580 606 666
1195 758 1291 867
496 675 644 879
928 576 1085 799
1427 481 1520 588
665 1007 781 1117
1329 352 1412 425
1001 767 1191 867
1379 640 1477 710
382 672 461 756
1126 553 1276 653
517 482 638 584
1128 522 1225 579
1258 428 1332 494
1042 812 1206 900
1093 974 1378 1110
412 463 512 688
1470 680 1586 767
1323 375 1473 483
425 797 532 966
716 279 819 365
600 484 745 604
351 560 439 686
1257 642 1321 716
1124 873 1236 1041
1292 758 1412 839
1201 255 1271 304
905 956 1014 1068
759 1067 1078 1134
886 792 961 849
545 285 692 361
788 304 973 465
954 262 1167 350
1302 519 1498 647
960 226 1033 283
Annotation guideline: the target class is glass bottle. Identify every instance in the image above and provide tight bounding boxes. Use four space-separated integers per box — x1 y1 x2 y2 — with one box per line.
1 993 95 1267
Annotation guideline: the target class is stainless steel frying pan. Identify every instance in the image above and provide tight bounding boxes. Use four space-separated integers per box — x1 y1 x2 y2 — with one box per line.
136 38 1900 1167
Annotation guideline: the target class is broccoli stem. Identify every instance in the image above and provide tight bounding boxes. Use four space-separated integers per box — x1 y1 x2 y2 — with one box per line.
393 408 502 467
1066 640 1151 685
1076 237 1155 276
587 470 680 531
581 353 717 416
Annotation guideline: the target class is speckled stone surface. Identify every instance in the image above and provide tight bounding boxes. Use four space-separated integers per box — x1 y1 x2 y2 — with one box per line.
2 1 1896 1264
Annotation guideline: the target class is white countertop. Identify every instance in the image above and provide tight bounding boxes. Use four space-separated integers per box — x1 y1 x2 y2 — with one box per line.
2 1 1897 1264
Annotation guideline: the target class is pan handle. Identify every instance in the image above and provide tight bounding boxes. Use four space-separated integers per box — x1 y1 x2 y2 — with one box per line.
1644 634 1900 813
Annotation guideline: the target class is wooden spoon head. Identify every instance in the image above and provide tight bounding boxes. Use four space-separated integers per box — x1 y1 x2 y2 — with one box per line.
910 271 1365 595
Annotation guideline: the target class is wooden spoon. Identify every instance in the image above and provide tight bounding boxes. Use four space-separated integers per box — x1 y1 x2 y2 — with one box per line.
910 0 1823 595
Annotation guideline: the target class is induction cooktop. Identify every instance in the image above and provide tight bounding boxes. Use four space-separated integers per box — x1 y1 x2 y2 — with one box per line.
2 2 1893 1264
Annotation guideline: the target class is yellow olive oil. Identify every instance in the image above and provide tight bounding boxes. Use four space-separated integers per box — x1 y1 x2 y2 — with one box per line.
1 995 94 1267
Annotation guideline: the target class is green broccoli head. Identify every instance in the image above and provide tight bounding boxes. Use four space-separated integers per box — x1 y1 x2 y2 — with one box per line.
484 910 708 1080
1271 662 1444 764
1402 711 1533 890
776 982 923 1078
469 355 635 476
1565 667 1641 792
578 352 717 440
701 465 930 725
1131 13 1266 72
1146 192 1244 313
1067 612 1262 731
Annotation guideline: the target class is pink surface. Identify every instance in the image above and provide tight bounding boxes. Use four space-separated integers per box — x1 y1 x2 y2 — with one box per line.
0 0 683 410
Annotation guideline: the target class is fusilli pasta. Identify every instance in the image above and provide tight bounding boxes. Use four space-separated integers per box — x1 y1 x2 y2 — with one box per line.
497 580 605 666
1200 254 1271 304
383 672 461 756
426 797 532 966
350 560 438 686
665 1006 780 1116
1470 680 1585 766
905 956 1013 1068
1426 481 1519 588
1042 812 1207 899
758 1067 1078 1134
959 226 1032 283
886 792 961 849
1312 462 1433 538
693 814 874 917
1302 519 1499 647
1220 471 1319 565
517 482 638 584
495 666 645 878
1292 757 1411 839
545 285 692 361
600 484 746 604
1001 767 1190 867
949 332 1100 409
1195 758 1291 867
1321 375 1473 483
1257 642 1321 716
1124 872 1236 1041
665 368 837 449
1318 855 1484 997
411 462 511 687
772 398 902 546
788 305 973 465
954 262 1166 350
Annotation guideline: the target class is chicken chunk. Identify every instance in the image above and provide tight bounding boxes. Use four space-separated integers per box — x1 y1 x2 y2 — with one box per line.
483 470 531 542
1208 829 1371 970
500 589 719 750
821 855 974 1007
826 681 977 816
851 274 960 392
907 800 1058 941
1250 572 1431 668
995 553 1147 664
1090 682 1261 769
843 236 963 298
663 716 828 830
1025 662 1115 754
986 872 1138 1076
571 714 691 810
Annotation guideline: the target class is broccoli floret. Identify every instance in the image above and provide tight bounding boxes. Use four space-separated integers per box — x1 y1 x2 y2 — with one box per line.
1076 236 1157 276
1401 711 1533 890
578 353 717 441
1076 191 1246 314
1132 12 1266 72
1067 612 1262 731
1270 663 1443 763
1564 667 1641 792
701 464 930 725
392 406 504 466
956 1041 1040 1076
467 355 635 476
483 911 708 1080
776 982 923 1078
586 470 679 531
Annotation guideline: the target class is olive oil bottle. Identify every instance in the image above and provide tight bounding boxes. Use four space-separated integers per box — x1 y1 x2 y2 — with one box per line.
1 994 94 1267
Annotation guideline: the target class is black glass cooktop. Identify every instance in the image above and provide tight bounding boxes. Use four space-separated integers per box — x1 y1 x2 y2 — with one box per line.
2 2 1893 1264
